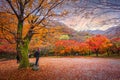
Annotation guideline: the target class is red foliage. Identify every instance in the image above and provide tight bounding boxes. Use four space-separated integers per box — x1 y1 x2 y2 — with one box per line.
55 40 78 54
86 35 112 53
110 37 120 54
54 35 112 55
0 39 16 53
55 40 90 55
111 38 120 42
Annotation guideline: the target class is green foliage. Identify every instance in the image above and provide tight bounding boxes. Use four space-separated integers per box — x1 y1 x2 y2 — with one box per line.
59 34 70 40
0 52 16 59
0 42 3 45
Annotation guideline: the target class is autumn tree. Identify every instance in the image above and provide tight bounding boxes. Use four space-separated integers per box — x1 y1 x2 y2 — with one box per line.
55 40 73 55
0 0 70 68
110 38 120 55
86 35 112 56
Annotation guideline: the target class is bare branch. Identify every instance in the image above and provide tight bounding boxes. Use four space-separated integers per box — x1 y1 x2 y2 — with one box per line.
5 0 19 18
0 27 16 44
0 26 16 38
36 0 65 26
23 0 44 20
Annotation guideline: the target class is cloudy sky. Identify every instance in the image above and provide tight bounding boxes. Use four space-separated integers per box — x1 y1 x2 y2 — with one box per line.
58 0 120 31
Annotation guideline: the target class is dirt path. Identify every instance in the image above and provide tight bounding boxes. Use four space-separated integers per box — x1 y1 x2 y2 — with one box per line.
0 57 120 80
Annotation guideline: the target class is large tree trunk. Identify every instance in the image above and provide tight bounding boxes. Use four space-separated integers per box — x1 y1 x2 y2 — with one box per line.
16 21 30 68
19 39 30 68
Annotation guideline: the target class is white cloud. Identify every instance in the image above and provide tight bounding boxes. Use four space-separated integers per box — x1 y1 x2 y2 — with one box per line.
60 14 119 31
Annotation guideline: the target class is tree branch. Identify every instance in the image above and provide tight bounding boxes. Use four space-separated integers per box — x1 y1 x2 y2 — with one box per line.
1 27 16 44
23 0 44 20
5 0 19 19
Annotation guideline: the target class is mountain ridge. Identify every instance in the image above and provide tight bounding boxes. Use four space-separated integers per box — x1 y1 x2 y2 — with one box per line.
48 21 120 39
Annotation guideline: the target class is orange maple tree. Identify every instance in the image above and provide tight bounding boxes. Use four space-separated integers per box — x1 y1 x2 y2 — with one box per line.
86 35 112 56
54 40 90 55
0 0 68 68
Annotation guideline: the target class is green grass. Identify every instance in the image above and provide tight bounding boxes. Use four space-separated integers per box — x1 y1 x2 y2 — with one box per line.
87 53 120 59
43 53 120 59
0 52 120 60
0 53 16 59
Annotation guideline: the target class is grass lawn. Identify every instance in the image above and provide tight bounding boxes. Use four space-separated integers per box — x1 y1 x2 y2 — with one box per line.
46 53 120 59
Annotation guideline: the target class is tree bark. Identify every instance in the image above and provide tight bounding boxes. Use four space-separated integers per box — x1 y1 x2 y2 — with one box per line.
107 49 110 56
19 39 30 68
16 21 30 68
88 51 91 56
95 49 99 57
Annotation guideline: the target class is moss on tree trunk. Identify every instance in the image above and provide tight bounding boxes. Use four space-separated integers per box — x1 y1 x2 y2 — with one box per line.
17 21 30 68
19 39 30 68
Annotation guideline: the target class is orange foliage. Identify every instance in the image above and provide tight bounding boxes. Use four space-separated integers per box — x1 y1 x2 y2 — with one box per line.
54 35 113 55
55 40 90 55
86 35 112 53
29 26 64 49
0 39 16 53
